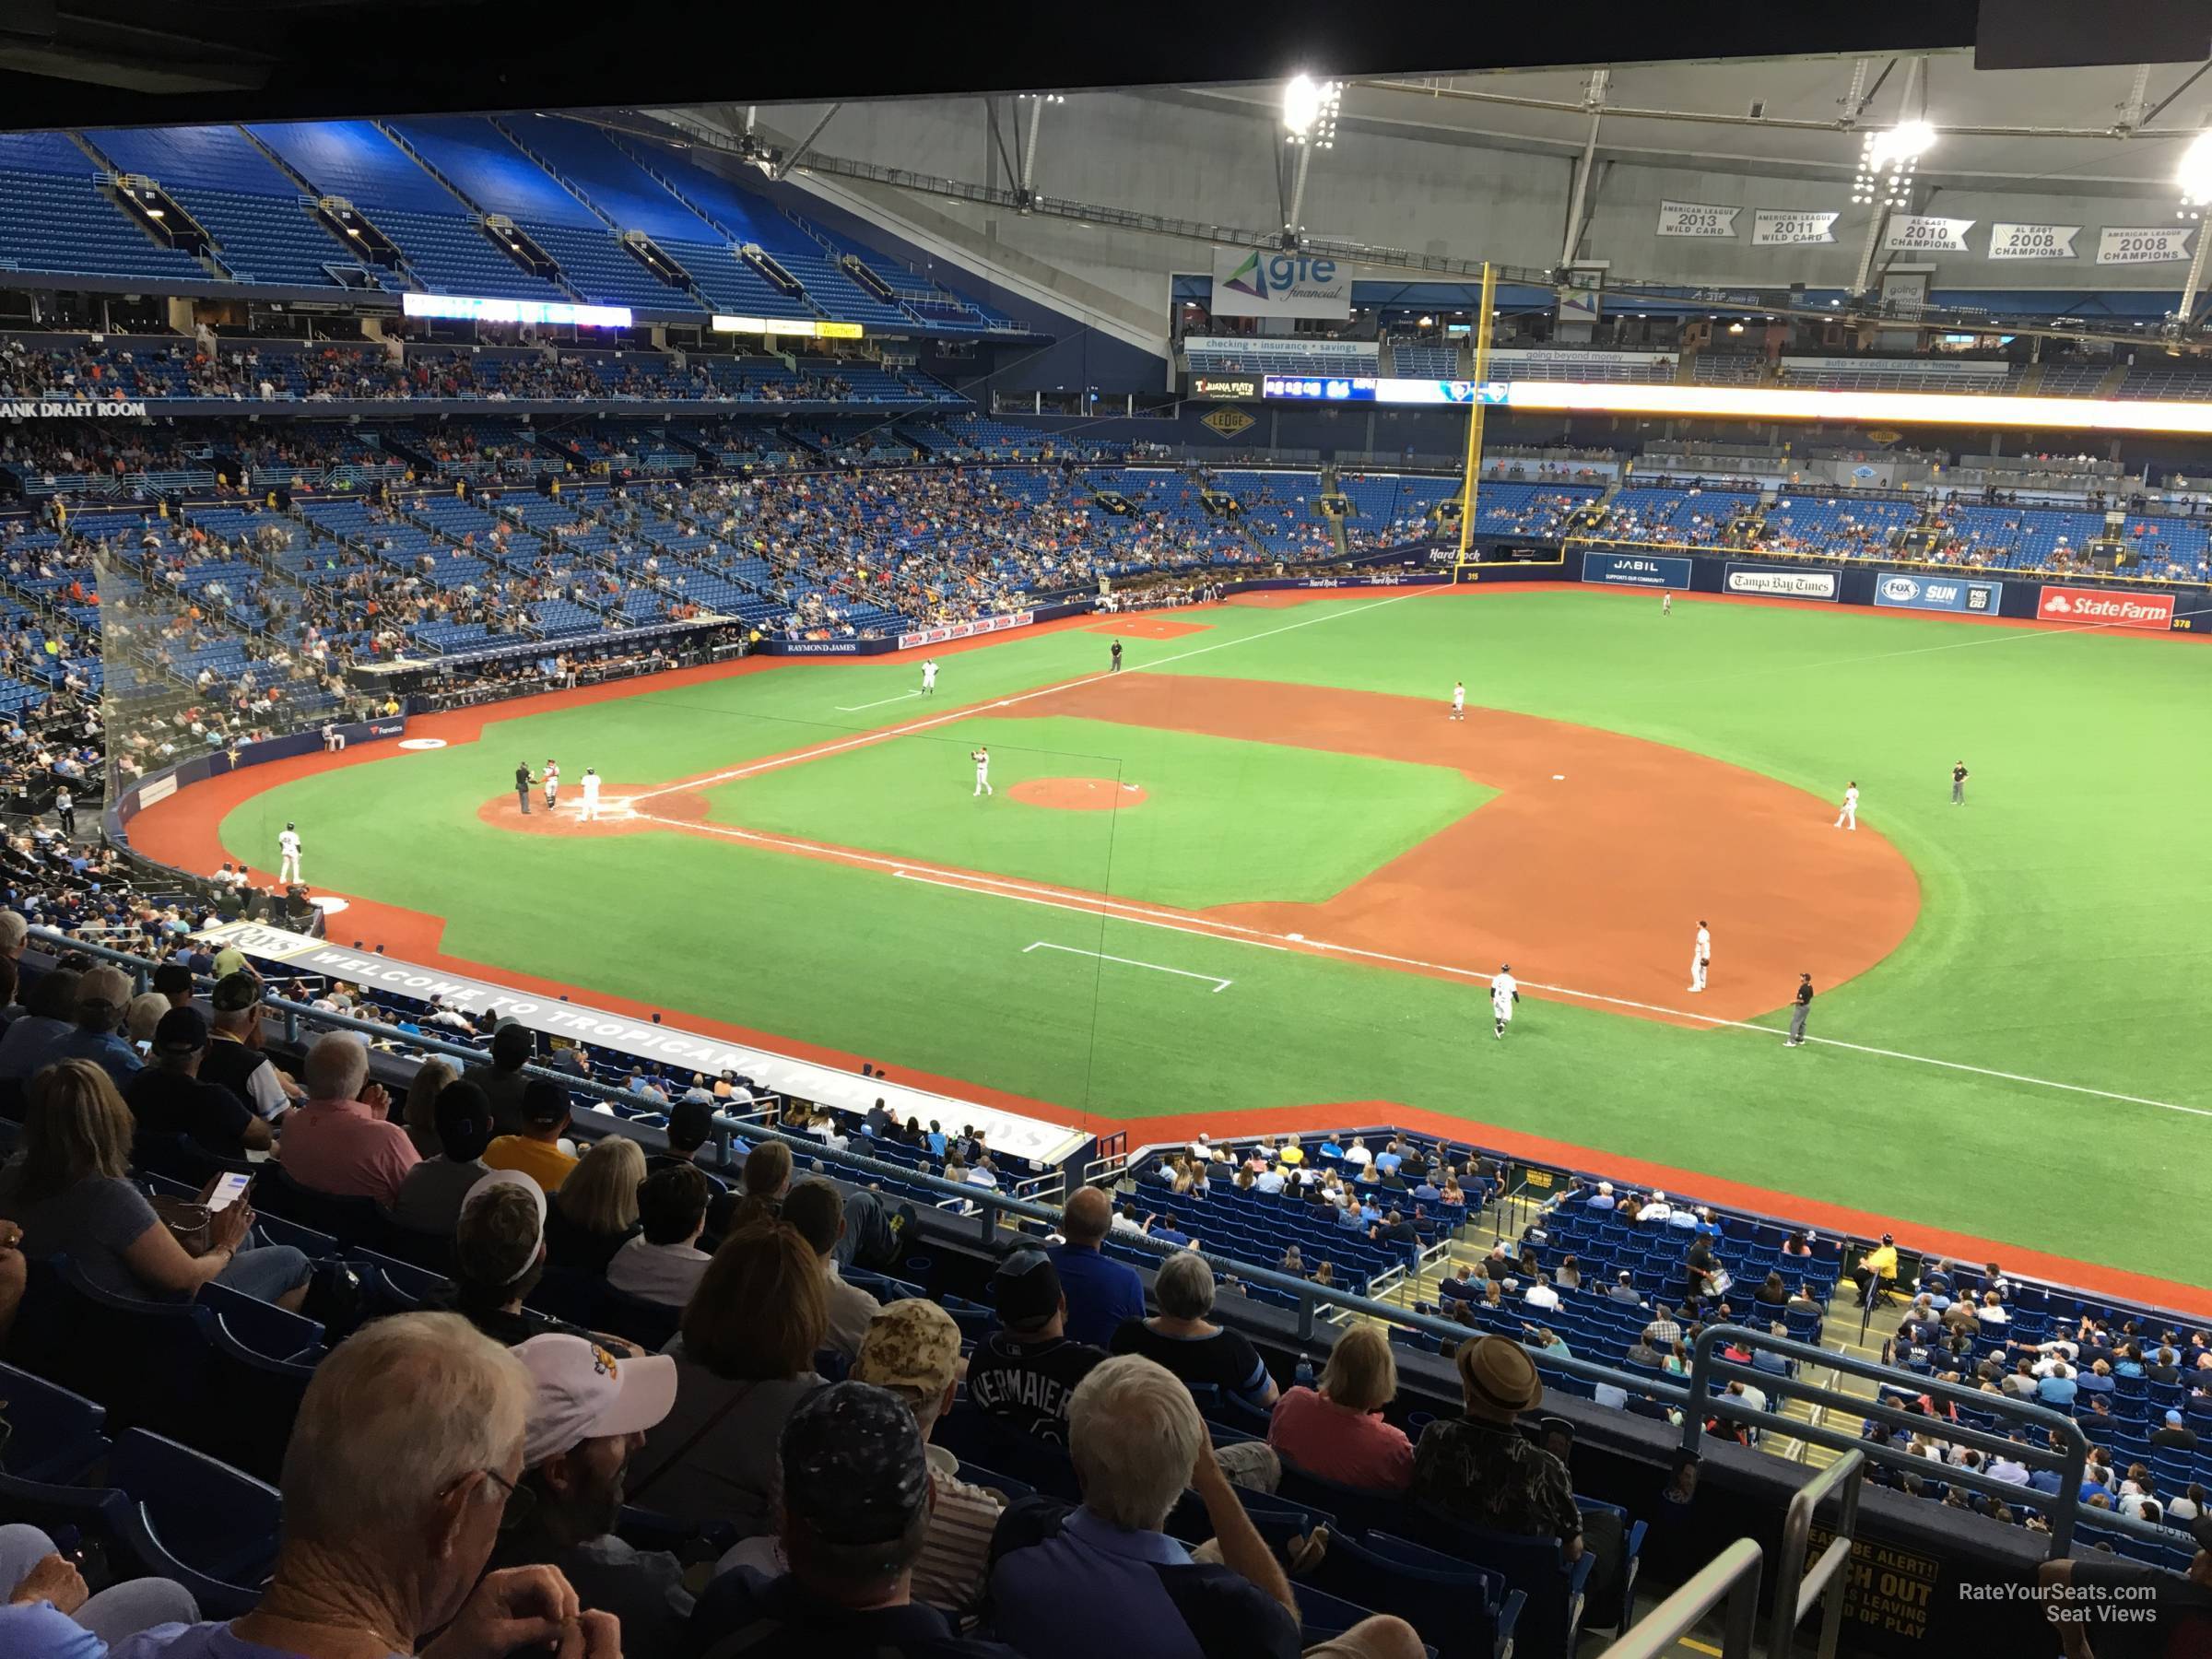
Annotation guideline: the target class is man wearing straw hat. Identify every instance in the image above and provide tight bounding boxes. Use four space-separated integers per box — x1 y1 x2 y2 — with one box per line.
1411 1334 1584 1560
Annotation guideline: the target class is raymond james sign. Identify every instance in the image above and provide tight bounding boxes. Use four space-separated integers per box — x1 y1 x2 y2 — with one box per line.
0 399 152 419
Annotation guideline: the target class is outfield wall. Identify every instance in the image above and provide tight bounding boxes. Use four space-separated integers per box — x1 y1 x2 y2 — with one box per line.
106 713 410 858
1461 542 2212 634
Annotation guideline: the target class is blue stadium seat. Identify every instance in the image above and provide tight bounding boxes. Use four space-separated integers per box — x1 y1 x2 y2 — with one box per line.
0 1360 111 1483
1314 1531 1524 1659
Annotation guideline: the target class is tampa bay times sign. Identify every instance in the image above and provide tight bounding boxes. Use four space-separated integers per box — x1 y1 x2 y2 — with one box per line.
1 399 152 418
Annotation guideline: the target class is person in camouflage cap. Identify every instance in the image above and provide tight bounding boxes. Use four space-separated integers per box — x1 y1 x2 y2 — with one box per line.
852 1298 1008 1623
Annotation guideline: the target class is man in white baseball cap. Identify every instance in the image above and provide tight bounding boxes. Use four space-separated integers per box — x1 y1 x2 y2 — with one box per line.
491 1334 688 1653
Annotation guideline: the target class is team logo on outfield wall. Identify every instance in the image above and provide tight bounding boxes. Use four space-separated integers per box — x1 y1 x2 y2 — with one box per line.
2037 586 2175 629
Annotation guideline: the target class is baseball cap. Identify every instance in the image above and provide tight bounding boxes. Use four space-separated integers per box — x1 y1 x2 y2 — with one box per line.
521 1077 571 1128
434 1079 494 1162
152 1005 209 1055
779 1382 930 1551
514 1335 678 1468
991 1249 1063 1334
667 1098 714 1149
210 971 261 1013
459 1169 547 1286
853 1299 962 1408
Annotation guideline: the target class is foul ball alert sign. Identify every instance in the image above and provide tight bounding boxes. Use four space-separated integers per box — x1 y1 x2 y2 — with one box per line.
2036 586 2175 631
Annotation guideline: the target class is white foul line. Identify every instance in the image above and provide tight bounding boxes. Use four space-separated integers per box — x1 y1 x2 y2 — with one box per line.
631 808 2207 1124
834 689 924 712
1024 940 1231 993
629 587 1435 806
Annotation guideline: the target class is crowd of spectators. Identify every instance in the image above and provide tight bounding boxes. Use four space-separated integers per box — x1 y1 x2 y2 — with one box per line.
0 335 941 409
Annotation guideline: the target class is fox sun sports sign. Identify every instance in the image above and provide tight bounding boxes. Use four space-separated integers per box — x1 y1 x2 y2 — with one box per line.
2037 586 2175 631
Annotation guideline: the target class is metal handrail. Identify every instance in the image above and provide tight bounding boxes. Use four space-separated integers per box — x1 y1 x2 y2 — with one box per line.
1599 1536 1761 1659
1769 1449 1864 1659
1683 1324 2088 1556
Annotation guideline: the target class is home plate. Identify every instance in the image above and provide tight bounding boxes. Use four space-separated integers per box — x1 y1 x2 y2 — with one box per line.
1553 774 1566 781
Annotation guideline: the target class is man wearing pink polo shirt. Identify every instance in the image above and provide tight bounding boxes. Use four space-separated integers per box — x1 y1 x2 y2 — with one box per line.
277 1033 419 1206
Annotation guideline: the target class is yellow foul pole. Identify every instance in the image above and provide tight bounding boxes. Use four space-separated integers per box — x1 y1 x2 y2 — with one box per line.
1454 261 1498 570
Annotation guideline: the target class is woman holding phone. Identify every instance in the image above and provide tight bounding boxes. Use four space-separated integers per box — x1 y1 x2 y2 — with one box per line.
0 1060 312 1310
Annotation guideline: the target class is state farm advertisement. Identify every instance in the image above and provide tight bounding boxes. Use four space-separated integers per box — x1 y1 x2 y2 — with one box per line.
2036 586 2175 631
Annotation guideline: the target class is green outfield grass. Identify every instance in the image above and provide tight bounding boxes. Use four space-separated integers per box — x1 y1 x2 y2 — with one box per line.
215 590 2212 1285
699 714 1494 907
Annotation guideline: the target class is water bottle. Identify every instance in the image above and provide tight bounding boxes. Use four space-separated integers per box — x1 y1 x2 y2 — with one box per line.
1295 1359 1316 1391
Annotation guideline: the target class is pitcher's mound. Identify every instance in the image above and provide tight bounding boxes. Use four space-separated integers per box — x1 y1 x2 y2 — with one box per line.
1009 777 1148 811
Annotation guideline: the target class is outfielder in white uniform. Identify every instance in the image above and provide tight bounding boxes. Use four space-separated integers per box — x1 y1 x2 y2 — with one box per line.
1834 781 1859 831
972 746 993 797
922 658 939 696
1490 965 1519 1039
579 768 602 822
277 823 302 885
1662 591 1673 616
543 759 560 810
1688 921 1711 993
1450 681 1466 722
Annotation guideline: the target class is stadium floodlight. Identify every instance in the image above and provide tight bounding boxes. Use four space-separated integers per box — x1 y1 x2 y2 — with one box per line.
2178 130 2212 219
1853 119 1934 209
1282 75 1342 149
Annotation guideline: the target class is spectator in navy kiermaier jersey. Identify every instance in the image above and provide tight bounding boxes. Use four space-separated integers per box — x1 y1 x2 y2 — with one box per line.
1051 1186 1146 1350
964 1251 1105 1444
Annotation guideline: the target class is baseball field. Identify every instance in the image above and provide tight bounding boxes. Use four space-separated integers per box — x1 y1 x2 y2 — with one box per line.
129 584 2212 1299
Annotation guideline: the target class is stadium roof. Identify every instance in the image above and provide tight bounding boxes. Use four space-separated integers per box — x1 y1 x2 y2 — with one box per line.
1179 53 2212 190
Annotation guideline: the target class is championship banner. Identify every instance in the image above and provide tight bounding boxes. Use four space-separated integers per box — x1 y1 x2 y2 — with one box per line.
1752 209 1838 246
1582 551 1691 590
1724 564 1838 600
1987 223 2079 261
1657 201 1739 239
2098 227 2193 265
1883 216 1974 253
2037 585 2175 629
1875 572 2003 614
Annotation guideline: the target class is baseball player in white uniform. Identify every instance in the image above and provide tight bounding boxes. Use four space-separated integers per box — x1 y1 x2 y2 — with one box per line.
1688 921 1711 993
1490 964 1519 1039
1450 681 1466 722
579 767 602 822
1662 591 1673 616
922 658 939 696
971 746 993 797
277 822 302 885
1834 780 1859 831
543 759 560 810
